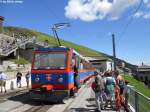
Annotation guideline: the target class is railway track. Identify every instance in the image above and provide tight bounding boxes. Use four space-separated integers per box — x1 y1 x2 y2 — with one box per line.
0 87 74 112
0 78 103 112
0 88 52 112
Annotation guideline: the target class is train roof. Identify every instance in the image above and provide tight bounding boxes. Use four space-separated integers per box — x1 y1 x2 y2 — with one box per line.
34 46 69 51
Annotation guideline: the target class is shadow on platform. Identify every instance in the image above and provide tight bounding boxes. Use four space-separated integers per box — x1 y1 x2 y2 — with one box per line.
8 92 65 106
70 107 96 112
86 98 95 102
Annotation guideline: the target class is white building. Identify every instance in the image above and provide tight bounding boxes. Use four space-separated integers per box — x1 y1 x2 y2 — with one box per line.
84 57 114 72
137 64 150 87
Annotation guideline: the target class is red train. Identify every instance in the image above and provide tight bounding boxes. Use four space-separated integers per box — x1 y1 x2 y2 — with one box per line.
30 46 94 101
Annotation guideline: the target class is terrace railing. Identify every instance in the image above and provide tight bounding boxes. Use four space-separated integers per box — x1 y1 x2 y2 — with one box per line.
128 87 150 112
0 36 49 56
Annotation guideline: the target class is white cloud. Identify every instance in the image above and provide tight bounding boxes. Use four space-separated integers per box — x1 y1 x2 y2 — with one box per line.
65 0 139 22
133 0 150 19
134 11 144 18
143 0 150 8
109 0 139 19
134 11 150 19
143 12 150 19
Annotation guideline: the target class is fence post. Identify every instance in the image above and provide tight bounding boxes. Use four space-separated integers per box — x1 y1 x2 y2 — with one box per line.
10 80 14 90
135 91 139 112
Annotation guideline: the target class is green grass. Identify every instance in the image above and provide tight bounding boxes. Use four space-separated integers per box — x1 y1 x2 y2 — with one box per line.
11 57 29 65
4 26 108 59
124 75 150 98
124 75 150 111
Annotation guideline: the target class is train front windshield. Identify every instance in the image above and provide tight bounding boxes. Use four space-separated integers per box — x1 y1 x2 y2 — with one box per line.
33 52 67 69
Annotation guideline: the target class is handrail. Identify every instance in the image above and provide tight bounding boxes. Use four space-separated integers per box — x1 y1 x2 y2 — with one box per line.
133 88 150 101
0 36 49 56
128 86 150 112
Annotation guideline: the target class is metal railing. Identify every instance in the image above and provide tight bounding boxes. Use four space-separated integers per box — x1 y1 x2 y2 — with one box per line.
128 88 150 112
0 35 49 56
1 45 18 56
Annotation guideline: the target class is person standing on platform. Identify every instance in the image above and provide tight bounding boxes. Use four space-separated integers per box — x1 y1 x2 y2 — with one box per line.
73 65 81 90
104 72 116 107
25 71 30 88
123 80 131 112
0 71 7 93
91 71 104 112
115 84 121 111
16 71 22 88
117 73 125 105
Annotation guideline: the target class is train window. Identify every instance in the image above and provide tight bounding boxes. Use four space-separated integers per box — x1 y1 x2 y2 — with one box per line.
34 54 49 69
33 52 66 69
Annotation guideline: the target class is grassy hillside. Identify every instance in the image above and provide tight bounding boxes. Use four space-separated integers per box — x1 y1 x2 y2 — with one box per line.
124 75 150 97
4 26 137 70
4 26 108 58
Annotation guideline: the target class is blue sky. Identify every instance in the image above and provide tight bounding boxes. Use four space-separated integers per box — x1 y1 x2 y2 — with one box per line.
0 0 150 65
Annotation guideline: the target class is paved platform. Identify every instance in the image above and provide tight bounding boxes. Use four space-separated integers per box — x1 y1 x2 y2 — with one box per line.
0 76 31 94
47 79 125 112
0 64 31 93
0 77 126 112
0 73 128 112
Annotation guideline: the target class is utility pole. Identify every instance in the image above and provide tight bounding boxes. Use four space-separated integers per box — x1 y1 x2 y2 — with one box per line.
112 34 117 71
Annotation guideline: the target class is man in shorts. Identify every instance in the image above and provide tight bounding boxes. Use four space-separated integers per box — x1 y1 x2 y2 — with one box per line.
0 71 7 93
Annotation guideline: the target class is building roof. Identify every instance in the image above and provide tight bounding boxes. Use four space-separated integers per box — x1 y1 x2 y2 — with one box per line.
138 64 150 72
90 59 113 63
83 57 97 61
138 64 150 69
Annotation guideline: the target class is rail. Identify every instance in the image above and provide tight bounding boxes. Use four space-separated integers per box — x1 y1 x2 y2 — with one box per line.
128 87 150 112
0 45 18 56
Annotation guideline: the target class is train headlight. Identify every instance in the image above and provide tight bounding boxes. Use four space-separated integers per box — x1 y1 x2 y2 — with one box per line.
58 77 63 83
57 74 63 83
35 75 40 82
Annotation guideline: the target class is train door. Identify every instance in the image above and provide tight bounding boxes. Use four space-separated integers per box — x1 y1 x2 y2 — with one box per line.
72 53 80 89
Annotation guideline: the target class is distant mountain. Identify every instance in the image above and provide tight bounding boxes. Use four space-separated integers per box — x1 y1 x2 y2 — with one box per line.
3 26 137 71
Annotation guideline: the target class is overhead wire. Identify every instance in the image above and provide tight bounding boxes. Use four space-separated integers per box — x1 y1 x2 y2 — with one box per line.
117 0 143 42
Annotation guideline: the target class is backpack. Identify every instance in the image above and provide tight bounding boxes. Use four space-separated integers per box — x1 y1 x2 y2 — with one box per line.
94 82 101 92
118 80 124 88
95 76 99 84
93 76 101 92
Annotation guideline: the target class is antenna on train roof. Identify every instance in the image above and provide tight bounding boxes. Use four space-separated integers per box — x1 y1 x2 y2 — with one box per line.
52 23 70 46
